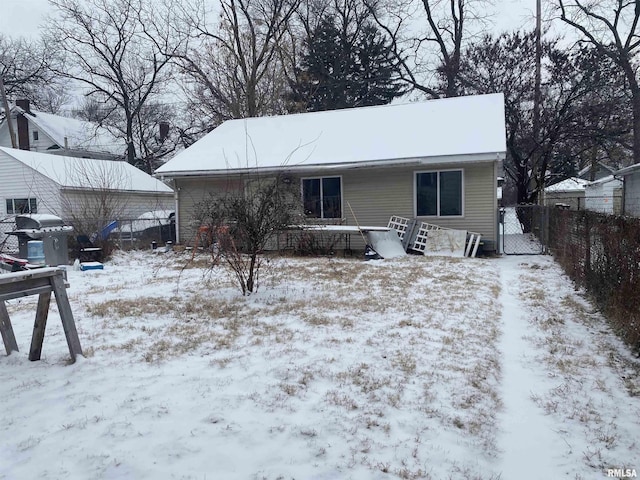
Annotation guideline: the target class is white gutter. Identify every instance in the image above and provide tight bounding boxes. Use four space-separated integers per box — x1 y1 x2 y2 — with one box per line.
155 152 504 179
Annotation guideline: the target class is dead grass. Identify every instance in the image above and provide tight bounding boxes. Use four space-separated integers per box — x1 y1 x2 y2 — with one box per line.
73 252 505 477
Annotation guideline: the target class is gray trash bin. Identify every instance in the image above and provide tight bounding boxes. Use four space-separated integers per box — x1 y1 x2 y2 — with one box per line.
8 214 74 266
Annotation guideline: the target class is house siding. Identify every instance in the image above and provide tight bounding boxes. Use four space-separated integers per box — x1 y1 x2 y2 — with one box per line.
624 171 640 216
0 150 63 216
175 177 244 245
61 190 174 223
339 162 497 248
175 159 498 251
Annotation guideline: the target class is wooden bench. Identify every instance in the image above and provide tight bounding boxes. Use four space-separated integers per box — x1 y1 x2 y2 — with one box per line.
0 267 83 363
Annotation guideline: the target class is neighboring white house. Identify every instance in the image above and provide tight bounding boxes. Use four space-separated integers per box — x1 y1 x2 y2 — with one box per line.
584 175 623 214
156 93 506 252
0 147 174 228
615 163 640 217
0 100 125 160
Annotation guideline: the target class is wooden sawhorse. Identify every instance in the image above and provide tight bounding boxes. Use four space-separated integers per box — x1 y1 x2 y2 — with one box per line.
0 267 83 363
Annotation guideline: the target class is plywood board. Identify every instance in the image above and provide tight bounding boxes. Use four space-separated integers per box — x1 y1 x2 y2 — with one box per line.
422 229 467 257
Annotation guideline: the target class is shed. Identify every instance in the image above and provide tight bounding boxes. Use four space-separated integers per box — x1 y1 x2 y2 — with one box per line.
543 177 588 210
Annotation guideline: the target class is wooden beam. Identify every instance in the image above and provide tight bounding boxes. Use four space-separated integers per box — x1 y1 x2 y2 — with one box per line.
0 301 19 355
29 292 51 361
51 273 83 361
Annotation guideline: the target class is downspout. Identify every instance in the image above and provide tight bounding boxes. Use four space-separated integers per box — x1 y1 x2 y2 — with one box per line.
171 179 180 244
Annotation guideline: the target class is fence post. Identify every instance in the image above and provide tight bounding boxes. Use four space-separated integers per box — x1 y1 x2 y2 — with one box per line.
583 212 590 282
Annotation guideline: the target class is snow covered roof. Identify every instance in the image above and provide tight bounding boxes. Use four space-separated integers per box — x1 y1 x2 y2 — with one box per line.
544 177 589 193
13 106 125 156
615 163 640 176
0 147 173 194
156 93 506 177
585 174 622 187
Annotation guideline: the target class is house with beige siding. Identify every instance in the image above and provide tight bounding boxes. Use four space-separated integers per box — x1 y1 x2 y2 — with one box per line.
0 147 174 234
155 94 506 252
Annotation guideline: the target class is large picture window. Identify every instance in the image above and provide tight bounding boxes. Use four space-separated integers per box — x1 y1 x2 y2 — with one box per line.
416 170 462 217
302 177 342 218
6 198 37 215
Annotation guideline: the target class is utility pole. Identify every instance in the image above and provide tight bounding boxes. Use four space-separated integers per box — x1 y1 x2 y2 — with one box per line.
533 0 542 204
0 76 17 148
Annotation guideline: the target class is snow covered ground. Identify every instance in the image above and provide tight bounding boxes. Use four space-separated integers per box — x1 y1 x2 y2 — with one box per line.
1 251 639 479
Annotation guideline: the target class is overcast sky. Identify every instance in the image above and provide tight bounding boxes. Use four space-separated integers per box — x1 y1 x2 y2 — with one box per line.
1 0 537 39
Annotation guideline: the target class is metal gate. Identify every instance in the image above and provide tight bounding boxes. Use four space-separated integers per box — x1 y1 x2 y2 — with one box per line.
500 205 548 255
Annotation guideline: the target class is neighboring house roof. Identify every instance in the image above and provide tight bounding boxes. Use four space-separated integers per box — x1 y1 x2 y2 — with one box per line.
614 163 640 176
156 93 506 177
545 177 589 193
1 106 125 156
585 174 622 187
0 147 173 194
577 162 616 180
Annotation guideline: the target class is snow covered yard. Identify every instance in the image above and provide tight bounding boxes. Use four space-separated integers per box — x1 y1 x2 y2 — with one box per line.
1 251 639 479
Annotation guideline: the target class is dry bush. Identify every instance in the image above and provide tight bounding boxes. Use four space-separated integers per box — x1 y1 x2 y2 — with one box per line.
549 209 640 351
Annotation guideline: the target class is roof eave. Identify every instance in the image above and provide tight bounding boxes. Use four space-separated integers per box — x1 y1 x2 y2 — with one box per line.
60 186 174 195
614 163 640 176
155 151 505 179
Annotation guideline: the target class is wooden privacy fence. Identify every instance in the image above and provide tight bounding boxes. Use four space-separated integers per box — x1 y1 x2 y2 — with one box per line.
0 268 83 363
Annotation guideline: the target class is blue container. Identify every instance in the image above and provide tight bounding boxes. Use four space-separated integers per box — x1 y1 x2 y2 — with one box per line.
27 240 46 265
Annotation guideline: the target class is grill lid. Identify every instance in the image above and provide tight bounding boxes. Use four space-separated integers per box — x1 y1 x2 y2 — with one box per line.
16 214 66 230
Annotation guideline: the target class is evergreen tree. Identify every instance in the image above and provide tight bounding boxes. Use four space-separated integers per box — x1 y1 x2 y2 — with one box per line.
289 15 404 112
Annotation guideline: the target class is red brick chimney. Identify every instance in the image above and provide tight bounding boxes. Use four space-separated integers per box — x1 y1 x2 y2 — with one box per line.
15 99 31 150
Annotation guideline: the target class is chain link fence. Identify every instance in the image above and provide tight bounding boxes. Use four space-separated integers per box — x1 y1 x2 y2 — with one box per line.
547 209 640 350
501 205 548 255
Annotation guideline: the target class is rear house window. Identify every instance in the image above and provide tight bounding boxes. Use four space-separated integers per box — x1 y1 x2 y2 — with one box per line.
6 198 37 214
302 177 342 219
415 170 463 217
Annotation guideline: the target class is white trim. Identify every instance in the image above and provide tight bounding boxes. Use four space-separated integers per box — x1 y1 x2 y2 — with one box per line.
300 175 343 219
413 169 465 218
156 153 500 178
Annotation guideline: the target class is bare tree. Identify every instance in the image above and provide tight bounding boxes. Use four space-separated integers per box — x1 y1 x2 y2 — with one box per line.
162 0 299 132
0 33 68 113
58 160 132 245
557 0 640 165
364 0 490 98
46 0 178 171
193 172 302 295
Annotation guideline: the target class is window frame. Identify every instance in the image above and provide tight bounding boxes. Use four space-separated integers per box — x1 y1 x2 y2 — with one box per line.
5 197 38 215
414 169 464 218
301 175 343 219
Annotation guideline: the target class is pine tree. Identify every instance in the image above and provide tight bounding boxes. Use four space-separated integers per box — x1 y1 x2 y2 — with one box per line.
289 16 404 112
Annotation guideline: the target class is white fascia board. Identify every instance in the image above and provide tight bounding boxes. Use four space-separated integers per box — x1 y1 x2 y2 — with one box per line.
155 152 502 179
614 163 640 176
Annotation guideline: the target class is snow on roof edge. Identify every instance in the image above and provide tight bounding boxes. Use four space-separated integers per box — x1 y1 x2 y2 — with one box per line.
156 93 507 176
0 147 173 194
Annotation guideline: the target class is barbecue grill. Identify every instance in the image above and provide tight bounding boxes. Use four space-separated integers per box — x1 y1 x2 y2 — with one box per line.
7 214 74 266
